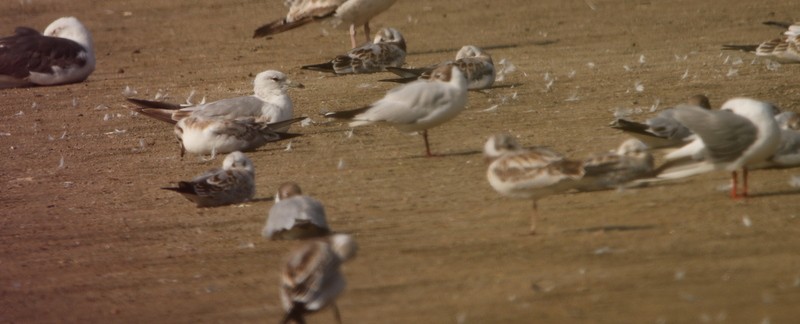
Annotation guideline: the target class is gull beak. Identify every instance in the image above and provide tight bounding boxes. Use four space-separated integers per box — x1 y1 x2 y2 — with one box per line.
286 79 305 89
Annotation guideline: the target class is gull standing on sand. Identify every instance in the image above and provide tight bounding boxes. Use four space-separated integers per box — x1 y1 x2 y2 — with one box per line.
301 27 405 74
656 98 781 199
127 70 303 132
0 17 95 89
280 234 358 324
722 22 800 63
161 151 255 207
175 116 304 157
485 135 656 234
382 45 496 90
609 94 711 149
324 65 468 157
253 0 397 49
263 182 331 240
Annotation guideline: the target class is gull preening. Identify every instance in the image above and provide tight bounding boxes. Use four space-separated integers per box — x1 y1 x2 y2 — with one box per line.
722 22 800 63
161 151 255 207
263 182 331 240
383 45 496 90
301 27 406 75
609 94 711 149
751 111 800 170
280 234 358 324
127 70 303 132
175 116 305 157
0 17 95 89
656 98 781 199
324 65 468 157
253 0 398 48
485 134 655 234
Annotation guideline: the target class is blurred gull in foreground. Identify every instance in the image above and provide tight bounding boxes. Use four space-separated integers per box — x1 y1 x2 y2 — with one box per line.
263 182 331 240
280 234 358 324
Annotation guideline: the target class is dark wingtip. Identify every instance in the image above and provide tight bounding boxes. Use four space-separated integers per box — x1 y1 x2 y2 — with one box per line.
323 106 371 120
762 20 792 29
721 44 759 52
300 62 336 73
125 97 182 110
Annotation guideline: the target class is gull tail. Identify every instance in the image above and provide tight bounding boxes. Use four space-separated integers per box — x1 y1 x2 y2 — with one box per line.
721 44 759 52
763 20 793 29
126 98 182 110
323 106 371 120
161 182 197 195
267 117 308 130
300 62 336 73
385 66 427 78
280 302 307 324
655 157 715 180
253 10 335 38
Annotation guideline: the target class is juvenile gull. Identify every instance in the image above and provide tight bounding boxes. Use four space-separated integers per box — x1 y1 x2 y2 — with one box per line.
175 116 304 157
485 135 655 234
324 65 468 157
609 94 711 149
656 98 781 198
263 182 331 240
722 22 800 63
301 27 405 74
127 70 302 132
280 234 358 324
253 0 397 48
382 45 496 90
0 17 95 89
162 151 255 207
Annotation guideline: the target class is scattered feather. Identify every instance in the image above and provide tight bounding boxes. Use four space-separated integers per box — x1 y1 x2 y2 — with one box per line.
0 132 10 136
284 141 293 151
649 99 660 112
103 113 111 121
726 68 738 77
634 81 644 92
94 104 109 110
481 104 499 112
123 85 137 97
567 70 576 78
31 102 37 109
638 54 646 65
300 117 313 127
238 242 255 249
337 158 346 170
584 0 597 10
58 156 65 169
63 181 74 188
60 130 67 139
623 65 632 72
765 60 781 71
154 89 167 101
587 62 596 69
495 58 517 82
185 90 196 105
346 129 354 138
731 57 743 65
742 216 752 227
674 270 686 281
681 69 689 80
72 98 78 108
15 111 24 116
788 176 800 188
565 90 580 102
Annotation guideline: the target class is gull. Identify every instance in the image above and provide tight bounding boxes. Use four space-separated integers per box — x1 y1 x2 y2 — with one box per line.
656 98 781 199
263 182 331 240
253 0 398 48
381 45 496 90
280 234 358 324
126 70 303 132
301 27 405 75
609 94 711 149
751 111 800 170
722 22 800 63
324 65 468 157
175 116 305 157
161 151 255 207
485 134 656 234
0 17 95 89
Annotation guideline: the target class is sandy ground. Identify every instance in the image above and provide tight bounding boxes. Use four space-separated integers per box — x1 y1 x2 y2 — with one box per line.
2 0 800 323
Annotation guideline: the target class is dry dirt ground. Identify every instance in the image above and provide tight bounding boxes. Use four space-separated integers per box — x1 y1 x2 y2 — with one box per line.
2 0 800 323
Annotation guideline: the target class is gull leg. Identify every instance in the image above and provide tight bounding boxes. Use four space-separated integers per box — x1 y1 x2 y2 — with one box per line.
349 24 357 48
331 302 342 324
422 130 432 157
730 170 739 199
529 200 538 235
742 168 749 198
363 22 371 43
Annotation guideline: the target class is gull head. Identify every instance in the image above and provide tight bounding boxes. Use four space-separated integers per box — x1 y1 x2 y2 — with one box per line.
373 27 406 51
275 181 302 203
484 133 523 160
222 151 255 174
329 234 358 262
775 111 800 130
253 70 303 98
44 17 93 49
456 45 490 60
687 94 711 110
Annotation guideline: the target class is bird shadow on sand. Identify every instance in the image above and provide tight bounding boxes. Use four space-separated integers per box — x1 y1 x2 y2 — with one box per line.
249 196 276 203
407 39 559 56
564 224 658 234
403 149 484 159
747 188 800 198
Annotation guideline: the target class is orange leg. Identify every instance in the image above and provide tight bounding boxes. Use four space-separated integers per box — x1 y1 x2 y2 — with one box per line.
423 130 432 157
349 24 357 48
730 171 739 199
742 168 749 198
363 23 371 43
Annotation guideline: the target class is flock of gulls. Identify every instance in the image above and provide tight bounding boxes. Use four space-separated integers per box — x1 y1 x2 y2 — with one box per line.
1 0 799 322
